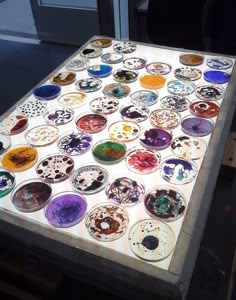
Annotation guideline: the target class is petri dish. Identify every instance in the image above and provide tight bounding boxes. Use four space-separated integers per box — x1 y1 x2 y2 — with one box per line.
125 147 161 174
130 90 158 106
144 186 186 222
0 134 11 155
11 179 52 212
101 52 124 64
119 103 150 122
36 154 74 183
160 95 189 112
160 156 198 185
90 38 112 48
75 113 107 134
139 74 166 89
0 115 28 135
43 107 74 126
171 135 207 160
189 100 220 118
108 120 141 142
80 46 102 58
105 174 145 206
58 92 87 109
92 139 127 165
85 203 129 242
90 96 119 115
150 109 181 130
174 67 202 81
123 56 147 70
179 53 204 66
0 170 15 198
146 62 172 75
1 144 38 172
50 71 76 86
113 69 139 83
18 100 47 118
203 69 230 84
102 83 130 99
75 77 102 93
25 125 59 147
181 115 214 137
44 192 87 228
57 130 92 155
139 127 172 151
33 84 61 100
70 164 108 195
87 64 113 78
65 57 90 72
206 57 233 70
167 79 196 96
195 84 225 101
128 219 175 262
113 41 137 54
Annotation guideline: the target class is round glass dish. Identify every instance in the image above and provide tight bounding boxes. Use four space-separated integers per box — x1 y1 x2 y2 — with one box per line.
160 156 198 185
92 139 127 164
70 164 109 195
11 179 52 212
90 37 112 48
160 95 189 112
75 113 107 134
150 109 181 130
108 120 141 142
58 92 87 109
33 84 61 100
119 103 150 122
128 218 175 262
174 67 202 81
144 186 186 222
65 57 90 72
57 130 92 155
105 174 145 206
0 134 11 155
139 74 166 89
75 77 102 93
87 64 113 78
43 107 74 126
90 96 119 115
36 154 74 183
1 144 38 172
167 79 196 96
203 69 230 84
113 41 137 54
101 52 124 64
139 127 172 151
171 135 207 160
130 90 158 106
206 57 233 70
50 71 76 86
179 53 204 66
195 84 225 101
122 56 147 70
102 83 130 99
85 203 129 242
0 115 28 135
125 147 161 174
181 115 214 137
25 125 58 147
113 69 139 83
0 170 15 198
18 100 47 118
44 192 87 228
80 46 102 58
189 100 220 118
146 62 172 75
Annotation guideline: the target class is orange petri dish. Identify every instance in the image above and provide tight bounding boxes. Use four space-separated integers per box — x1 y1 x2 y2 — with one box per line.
139 74 166 89
1 145 38 172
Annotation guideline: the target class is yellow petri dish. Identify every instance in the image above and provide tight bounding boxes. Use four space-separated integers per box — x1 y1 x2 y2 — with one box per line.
139 74 166 89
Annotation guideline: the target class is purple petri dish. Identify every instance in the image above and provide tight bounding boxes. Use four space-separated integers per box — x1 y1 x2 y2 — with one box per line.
139 127 172 150
181 115 214 137
45 192 87 228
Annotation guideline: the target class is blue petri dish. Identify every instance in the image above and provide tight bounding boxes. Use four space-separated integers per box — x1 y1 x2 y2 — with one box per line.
87 64 112 78
33 84 61 100
203 70 230 84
